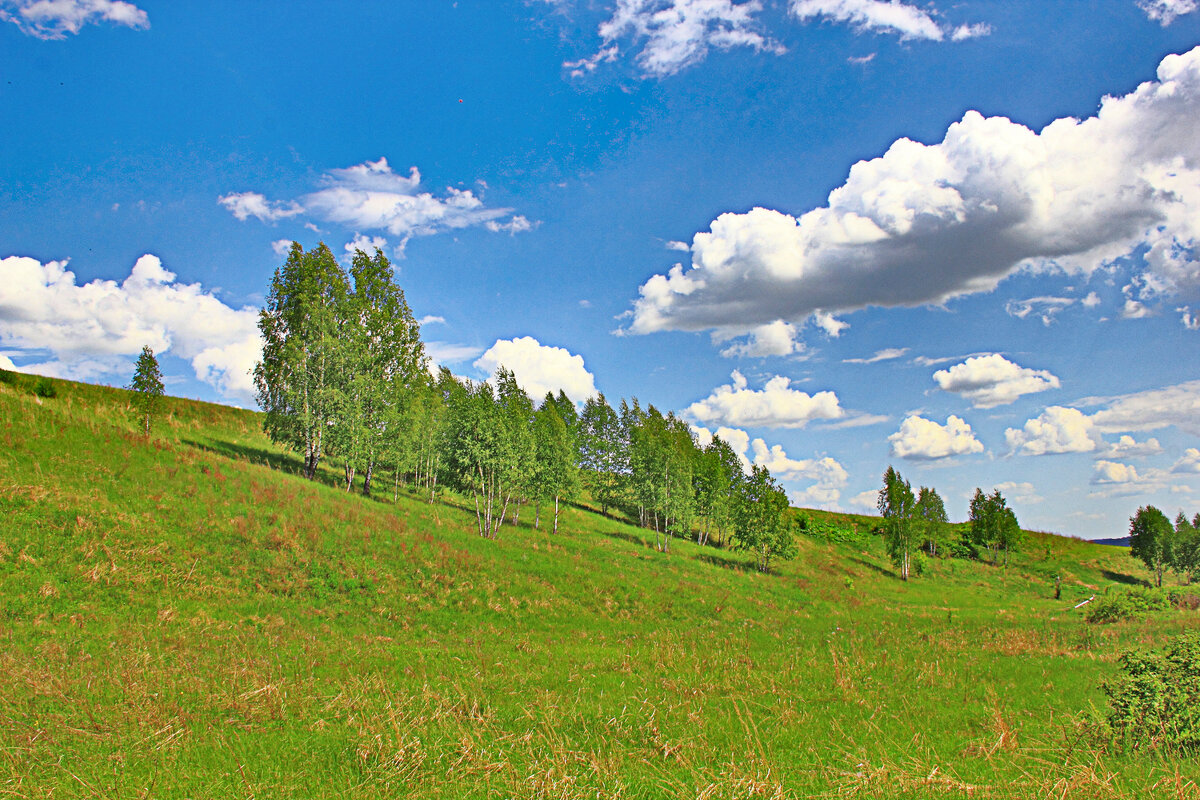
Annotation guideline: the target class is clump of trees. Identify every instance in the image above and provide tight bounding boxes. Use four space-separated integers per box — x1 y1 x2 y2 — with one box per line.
874 466 1022 579
1128 505 1200 587
252 243 798 570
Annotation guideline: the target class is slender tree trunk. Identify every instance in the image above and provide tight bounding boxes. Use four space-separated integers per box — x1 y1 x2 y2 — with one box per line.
362 459 374 497
344 462 355 492
534 499 541 530
554 495 560 535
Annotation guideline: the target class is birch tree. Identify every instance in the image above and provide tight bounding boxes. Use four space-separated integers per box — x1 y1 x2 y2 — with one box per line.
878 466 917 580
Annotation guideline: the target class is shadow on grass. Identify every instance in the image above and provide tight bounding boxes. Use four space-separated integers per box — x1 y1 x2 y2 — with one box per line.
1101 569 1148 587
848 556 897 579
182 437 310 480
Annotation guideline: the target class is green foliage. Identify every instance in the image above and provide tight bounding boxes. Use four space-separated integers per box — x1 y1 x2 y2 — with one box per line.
254 242 350 479
1086 586 1172 623
33 377 57 398
1129 505 1174 588
128 345 165 436
732 465 795 572
1104 632 1200 753
797 514 864 544
0 367 16 384
878 466 916 580
970 488 1021 565
577 393 627 515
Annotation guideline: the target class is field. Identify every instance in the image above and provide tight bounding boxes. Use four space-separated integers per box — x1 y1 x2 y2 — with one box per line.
2 372 1198 798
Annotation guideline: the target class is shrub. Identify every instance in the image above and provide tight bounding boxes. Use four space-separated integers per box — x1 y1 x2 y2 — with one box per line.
33 378 57 398
1086 586 1171 623
0 368 15 384
1104 632 1200 753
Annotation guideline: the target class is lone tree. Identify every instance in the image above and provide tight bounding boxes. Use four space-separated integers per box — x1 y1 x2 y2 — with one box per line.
1129 505 1174 587
128 345 164 436
878 466 917 580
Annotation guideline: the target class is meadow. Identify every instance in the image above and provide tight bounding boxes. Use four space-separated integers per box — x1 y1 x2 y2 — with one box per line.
1 371 1198 798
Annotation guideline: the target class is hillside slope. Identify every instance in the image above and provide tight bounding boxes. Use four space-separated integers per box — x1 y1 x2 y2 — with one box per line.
1 373 1197 799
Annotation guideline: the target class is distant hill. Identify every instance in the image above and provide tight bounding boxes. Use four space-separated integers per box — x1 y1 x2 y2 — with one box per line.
1092 536 1132 547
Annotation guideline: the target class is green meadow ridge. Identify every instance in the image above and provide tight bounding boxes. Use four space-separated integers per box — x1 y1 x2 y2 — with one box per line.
2 371 1200 799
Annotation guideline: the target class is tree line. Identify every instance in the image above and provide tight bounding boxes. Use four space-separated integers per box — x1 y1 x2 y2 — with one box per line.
1128 506 1200 587
252 244 796 570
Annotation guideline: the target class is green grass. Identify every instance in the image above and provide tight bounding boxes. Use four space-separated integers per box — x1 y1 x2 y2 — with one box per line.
2 373 1199 798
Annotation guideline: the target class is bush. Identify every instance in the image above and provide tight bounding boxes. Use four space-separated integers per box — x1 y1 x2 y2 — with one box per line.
0 368 15 384
1086 586 1171 623
33 377 57 398
1104 632 1200 753
797 515 865 544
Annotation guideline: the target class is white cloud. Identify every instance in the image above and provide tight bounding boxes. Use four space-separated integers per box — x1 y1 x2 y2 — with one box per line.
485 215 537 235
1138 0 1197 25
949 22 991 40
425 341 484 368
1082 291 1101 308
994 481 1043 505
417 315 446 327
0 0 148 39
691 423 847 506
0 254 261 402
474 336 599 403
888 414 984 460
1099 434 1163 459
717 320 802 357
584 0 785 78
344 233 389 260
218 192 304 223
790 0 946 40
222 157 521 246
1179 305 1200 329
270 239 295 257
843 347 908 364
1004 295 1076 325
626 47 1200 344
1083 380 1200 436
751 439 848 506
932 354 1060 408
1173 448 1200 474
666 240 692 252
685 370 843 428
1004 406 1097 456
847 488 879 510
1089 460 1189 497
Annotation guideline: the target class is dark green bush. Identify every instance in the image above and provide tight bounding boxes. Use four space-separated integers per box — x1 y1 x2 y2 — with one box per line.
1086 586 1171 623
0 368 15 384
1104 632 1200 753
33 377 57 398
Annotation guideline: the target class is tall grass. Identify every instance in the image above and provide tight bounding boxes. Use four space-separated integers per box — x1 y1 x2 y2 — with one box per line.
1 374 1198 798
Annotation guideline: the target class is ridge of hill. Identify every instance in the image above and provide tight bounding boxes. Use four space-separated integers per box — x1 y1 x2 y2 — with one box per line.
2 371 1197 798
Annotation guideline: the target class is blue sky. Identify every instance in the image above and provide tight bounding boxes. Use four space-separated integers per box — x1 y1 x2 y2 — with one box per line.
2 0 1200 538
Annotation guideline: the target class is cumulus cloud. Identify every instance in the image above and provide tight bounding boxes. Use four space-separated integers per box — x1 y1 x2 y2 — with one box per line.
690 423 848 506
932 354 1060 408
1100 434 1163 459
474 336 599 403
888 414 983 460
1173 447 1200 474
717 320 803 357
994 481 1043 504
271 239 295 256
0 254 261 402
221 157 529 246
1089 460 1189 497
1004 406 1097 456
344 233 389 260
1083 380 1200 435
685 370 843 428
1138 0 1197 25
218 192 304 223
0 0 147 38
626 47 1200 343
843 347 908 364
790 0 946 40
579 0 785 78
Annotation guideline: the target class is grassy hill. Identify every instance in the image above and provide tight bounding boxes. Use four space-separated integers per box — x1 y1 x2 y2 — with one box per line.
2 371 1198 798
